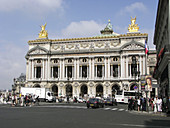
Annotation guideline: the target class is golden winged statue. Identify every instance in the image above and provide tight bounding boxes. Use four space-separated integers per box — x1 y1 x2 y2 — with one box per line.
39 23 48 39
128 16 139 32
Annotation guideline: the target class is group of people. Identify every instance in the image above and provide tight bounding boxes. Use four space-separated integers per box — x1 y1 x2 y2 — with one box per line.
128 96 170 113
11 94 40 107
128 97 147 111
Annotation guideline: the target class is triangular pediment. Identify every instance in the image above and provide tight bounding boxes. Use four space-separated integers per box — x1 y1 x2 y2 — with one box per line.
121 40 144 50
25 45 48 58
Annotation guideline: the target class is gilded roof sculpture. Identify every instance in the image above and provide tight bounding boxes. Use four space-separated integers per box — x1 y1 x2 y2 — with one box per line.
38 23 48 39
128 16 139 33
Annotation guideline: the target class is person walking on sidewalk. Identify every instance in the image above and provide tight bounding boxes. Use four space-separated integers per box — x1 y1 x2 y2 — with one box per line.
137 98 141 111
153 96 158 113
157 97 162 113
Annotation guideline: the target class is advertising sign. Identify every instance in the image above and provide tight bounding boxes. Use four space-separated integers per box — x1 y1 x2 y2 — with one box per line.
145 75 152 91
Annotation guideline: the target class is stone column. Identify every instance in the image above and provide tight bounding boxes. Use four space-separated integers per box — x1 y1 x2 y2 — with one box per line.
95 65 97 78
32 60 34 79
60 59 62 79
111 65 113 77
41 66 43 79
121 55 123 78
89 58 91 79
74 59 76 79
42 59 45 79
63 59 65 79
102 65 104 78
34 67 36 79
108 57 110 78
105 57 107 78
51 67 53 78
28 60 31 80
118 64 120 78
45 59 47 79
77 59 79 79
66 66 67 78
72 65 74 78
58 65 60 79
130 63 132 78
139 56 142 74
92 58 94 79
48 57 50 80
143 56 145 75
126 56 128 78
87 65 89 78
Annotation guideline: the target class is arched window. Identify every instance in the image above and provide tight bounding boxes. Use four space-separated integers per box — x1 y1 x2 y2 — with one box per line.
97 57 102 62
37 59 41 63
54 59 58 63
68 59 72 63
82 58 87 62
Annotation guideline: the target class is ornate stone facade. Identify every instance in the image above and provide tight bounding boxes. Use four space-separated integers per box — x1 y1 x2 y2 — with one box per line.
25 20 149 98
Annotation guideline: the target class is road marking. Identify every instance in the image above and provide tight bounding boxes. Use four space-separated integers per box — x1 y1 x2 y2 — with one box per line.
104 108 111 110
111 108 118 110
35 105 87 109
118 109 124 111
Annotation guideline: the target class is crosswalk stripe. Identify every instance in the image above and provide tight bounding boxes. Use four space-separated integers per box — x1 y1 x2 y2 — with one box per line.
111 108 118 110
118 109 124 111
104 108 111 110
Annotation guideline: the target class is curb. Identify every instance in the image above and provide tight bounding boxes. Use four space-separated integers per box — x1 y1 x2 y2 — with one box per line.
129 110 167 117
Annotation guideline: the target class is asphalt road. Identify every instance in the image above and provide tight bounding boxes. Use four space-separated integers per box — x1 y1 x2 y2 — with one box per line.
0 103 170 128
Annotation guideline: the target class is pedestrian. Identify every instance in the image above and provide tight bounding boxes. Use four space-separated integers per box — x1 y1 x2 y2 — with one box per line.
163 96 167 112
153 96 158 113
137 98 141 111
36 96 40 106
157 97 162 113
20 95 24 107
150 97 154 111
12 95 15 106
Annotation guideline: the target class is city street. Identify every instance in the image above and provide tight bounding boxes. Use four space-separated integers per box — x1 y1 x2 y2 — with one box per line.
0 103 170 128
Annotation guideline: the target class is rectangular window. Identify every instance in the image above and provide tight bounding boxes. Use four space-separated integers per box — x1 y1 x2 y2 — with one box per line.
82 66 87 78
36 67 41 78
53 67 58 78
97 65 102 77
113 65 118 77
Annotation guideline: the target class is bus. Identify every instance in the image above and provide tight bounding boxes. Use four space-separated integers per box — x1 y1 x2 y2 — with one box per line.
115 90 142 103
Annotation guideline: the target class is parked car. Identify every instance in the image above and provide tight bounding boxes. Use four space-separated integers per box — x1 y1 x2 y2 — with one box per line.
105 98 117 106
87 98 104 108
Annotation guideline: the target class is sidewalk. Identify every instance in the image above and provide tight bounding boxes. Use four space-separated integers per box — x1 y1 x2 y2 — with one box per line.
129 110 167 117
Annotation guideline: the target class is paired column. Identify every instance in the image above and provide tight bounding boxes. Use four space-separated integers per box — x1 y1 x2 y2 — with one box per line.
32 60 34 79
89 58 91 79
126 56 128 78
108 57 110 78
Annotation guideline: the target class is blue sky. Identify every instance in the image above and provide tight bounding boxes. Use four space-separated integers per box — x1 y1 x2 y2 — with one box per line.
0 0 158 89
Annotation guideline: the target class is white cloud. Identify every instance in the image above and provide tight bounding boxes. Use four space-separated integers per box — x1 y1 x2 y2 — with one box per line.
119 2 147 15
60 20 106 38
0 0 64 14
0 40 27 89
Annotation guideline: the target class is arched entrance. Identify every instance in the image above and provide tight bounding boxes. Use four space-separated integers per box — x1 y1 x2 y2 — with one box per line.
80 84 88 97
112 84 120 96
34 84 41 88
66 84 72 97
96 84 103 97
52 85 58 96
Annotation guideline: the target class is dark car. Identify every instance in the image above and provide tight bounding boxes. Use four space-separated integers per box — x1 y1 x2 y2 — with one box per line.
105 98 117 106
87 98 104 108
